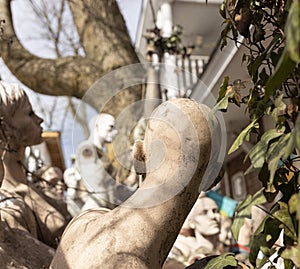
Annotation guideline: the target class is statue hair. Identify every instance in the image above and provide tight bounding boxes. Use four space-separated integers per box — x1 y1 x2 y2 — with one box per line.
0 81 28 146
0 81 27 116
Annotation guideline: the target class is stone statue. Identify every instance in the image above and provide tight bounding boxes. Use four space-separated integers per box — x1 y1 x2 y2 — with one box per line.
63 155 88 216
50 98 213 269
166 194 221 267
35 166 65 200
76 113 134 210
0 81 68 253
34 165 70 219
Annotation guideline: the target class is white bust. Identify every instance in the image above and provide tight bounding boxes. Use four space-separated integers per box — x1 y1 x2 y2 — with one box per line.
169 194 221 265
89 113 117 150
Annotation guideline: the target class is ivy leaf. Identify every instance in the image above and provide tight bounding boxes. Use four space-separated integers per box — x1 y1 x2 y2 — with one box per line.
228 120 259 154
204 253 237 269
232 189 266 241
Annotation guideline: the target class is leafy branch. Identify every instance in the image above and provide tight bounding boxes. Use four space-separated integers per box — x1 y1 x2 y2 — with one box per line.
212 0 300 267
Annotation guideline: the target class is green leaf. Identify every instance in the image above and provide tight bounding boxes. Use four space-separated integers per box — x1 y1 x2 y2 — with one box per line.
285 0 300 63
264 47 297 102
266 133 292 184
247 128 285 169
256 247 276 268
204 253 237 269
249 214 281 265
271 94 286 123
248 53 266 83
232 189 266 241
228 120 259 154
288 193 298 214
281 246 300 267
273 201 297 241
212 92 234 113
292 114 300 151
217 76 229 102
258 67 269 85
219 3 227 19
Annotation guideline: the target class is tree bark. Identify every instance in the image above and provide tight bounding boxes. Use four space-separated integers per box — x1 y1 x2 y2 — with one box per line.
0 0 142 113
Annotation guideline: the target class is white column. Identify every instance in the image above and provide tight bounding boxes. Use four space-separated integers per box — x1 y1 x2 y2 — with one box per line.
157 2 180 100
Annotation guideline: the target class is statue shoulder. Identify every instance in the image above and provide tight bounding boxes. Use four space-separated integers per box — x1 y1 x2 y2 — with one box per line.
76 141 98 166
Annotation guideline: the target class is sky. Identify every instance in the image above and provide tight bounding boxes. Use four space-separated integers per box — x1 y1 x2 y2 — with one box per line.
0 0 143 168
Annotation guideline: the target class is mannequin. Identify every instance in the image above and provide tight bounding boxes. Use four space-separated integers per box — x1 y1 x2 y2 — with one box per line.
167 194 221 266
0 81 68 248
76 113 134 210
63 155 88 216
35 166 65 200
34 165 71 219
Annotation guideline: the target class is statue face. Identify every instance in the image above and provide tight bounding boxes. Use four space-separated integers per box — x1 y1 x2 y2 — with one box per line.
11 96 43 146
94 114 117 144
42 167 65 200
190 197 221 236
42 167 63 185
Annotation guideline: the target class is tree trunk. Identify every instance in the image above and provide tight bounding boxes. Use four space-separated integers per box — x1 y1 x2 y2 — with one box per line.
0 0 142 114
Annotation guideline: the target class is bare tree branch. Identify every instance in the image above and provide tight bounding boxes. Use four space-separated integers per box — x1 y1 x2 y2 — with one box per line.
0 0 142 113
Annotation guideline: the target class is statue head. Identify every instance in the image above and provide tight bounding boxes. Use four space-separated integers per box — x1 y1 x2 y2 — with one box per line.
89 113 117 149
37 166 65 200
0 81 43 150
188 194 221 237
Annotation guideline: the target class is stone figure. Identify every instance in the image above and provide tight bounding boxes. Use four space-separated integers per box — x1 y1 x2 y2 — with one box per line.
0 81 68 248
35 166 65 200
165 194 221 267
76 113 134 210
50 98 213 269
0 220 55 269
34 165 70 219
63 155 88 216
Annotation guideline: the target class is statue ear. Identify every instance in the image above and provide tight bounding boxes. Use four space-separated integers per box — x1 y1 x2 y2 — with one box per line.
132 140 146 176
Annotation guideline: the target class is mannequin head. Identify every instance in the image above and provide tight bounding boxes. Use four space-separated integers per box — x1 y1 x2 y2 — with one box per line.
89 113 117 149
37 166 65 200
188 195 221 237
0 81 43 150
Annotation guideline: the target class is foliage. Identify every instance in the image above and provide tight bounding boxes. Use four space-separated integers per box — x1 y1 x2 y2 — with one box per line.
205 253 238 268
143 24 194 60
213 0 300 267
